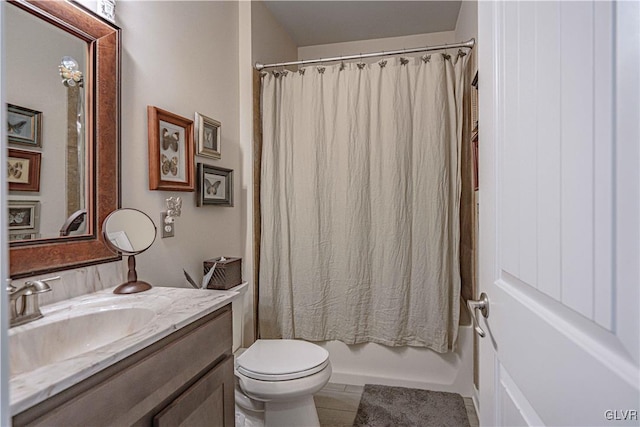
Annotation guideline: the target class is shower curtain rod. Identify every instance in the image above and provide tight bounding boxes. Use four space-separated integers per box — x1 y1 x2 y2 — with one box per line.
255 38 475 71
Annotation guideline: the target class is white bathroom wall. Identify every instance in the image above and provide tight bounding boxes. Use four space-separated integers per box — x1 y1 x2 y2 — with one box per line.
298 30 455 63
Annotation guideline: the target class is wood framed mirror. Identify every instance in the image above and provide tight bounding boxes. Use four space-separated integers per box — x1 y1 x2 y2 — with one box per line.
8 0 121 278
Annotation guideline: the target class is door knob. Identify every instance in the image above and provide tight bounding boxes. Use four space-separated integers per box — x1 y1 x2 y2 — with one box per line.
467 292 490 338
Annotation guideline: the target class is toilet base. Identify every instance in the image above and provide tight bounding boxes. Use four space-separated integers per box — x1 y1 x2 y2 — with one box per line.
235 395 320 427
235 405 264 427
235 387 265 427
264 396 320 427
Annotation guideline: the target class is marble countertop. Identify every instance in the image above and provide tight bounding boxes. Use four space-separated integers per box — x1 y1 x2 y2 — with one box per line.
9 284 246 415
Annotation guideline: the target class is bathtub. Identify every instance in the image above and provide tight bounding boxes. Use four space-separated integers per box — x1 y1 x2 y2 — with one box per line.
315 324 474 397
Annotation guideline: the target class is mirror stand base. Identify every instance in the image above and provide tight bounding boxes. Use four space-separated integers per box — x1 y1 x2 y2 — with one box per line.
113 281 152 294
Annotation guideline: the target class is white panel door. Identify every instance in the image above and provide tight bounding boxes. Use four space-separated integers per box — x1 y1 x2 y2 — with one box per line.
477 1 639 426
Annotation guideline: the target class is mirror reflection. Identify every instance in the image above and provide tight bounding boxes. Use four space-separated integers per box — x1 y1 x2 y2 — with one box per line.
103 209 157 255
103 209 156 295
6 3 89 242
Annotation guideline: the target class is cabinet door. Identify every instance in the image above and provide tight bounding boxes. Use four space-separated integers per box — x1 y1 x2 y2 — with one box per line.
154 355 235 427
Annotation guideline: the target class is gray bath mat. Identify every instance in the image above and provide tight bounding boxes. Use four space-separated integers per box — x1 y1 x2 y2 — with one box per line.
353 384 470 427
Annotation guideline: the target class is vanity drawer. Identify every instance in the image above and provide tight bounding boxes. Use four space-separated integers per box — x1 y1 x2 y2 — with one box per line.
154 355 235 427
14 305 233 427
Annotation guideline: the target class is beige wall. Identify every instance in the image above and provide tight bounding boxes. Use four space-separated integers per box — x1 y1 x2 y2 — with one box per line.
251 0 298 65
455 0 478 74
12 0 298 347
243 0 298 343
15 1 244 304
454 0 478 309
10 1 477 348
455 1 478 50
117 1 241 289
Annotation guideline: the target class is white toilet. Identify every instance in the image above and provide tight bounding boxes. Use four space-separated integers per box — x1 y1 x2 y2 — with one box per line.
234 339 332 427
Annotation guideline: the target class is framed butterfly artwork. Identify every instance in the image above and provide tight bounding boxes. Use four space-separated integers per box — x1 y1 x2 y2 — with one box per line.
8 200 40 234
147 106 195 191
196 163 233 207
8 149 41 192
195 112 221 159
7 104 42 148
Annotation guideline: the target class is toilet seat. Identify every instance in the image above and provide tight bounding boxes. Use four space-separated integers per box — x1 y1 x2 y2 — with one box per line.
236 339 329 381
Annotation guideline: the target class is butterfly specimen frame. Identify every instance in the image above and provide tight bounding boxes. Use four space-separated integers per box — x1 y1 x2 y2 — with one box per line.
8 200 40 235
7 149 41 192
195 112 221 159
197 163 233 207
7 104 42 148
147 106 195 191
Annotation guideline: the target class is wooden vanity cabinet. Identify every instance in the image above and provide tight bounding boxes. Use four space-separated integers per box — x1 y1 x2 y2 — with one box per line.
153 355 234 427
14 305 235 427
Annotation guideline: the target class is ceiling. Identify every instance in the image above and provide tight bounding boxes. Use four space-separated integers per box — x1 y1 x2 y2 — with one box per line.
262 1 463 47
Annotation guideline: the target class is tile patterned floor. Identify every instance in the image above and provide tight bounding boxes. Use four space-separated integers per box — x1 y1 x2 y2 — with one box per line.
315 383 480 427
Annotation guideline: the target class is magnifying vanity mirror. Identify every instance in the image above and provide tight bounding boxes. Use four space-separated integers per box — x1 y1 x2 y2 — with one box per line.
103 209 157 294
7 0 121 278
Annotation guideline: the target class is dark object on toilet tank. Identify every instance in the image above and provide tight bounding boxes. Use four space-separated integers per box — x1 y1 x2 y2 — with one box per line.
203 257 242 290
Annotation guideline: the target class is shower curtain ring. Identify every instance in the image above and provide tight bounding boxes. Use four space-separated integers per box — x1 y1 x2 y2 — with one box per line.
379 51 386 68
443 43 452 61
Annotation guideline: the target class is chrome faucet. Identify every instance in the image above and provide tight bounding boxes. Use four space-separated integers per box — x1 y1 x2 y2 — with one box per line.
7 277 58 327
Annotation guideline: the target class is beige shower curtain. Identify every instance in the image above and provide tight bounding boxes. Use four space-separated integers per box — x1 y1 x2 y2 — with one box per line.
259 52 467 352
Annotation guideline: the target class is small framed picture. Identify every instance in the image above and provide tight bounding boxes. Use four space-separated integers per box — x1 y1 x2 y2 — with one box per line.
8 200 40 232
7 104 42 148
9 232 39 242
8 149 41 192
148 106 195 192
197 163 233 207
195 112 221 159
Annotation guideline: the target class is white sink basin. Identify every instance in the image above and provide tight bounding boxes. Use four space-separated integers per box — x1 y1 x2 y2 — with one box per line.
10 300 159 376
9 286 242 416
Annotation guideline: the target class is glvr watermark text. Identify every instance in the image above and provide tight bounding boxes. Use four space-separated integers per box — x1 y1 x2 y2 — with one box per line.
605 410 638 421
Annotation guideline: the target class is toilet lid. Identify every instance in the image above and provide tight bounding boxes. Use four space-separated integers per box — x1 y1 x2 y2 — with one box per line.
236 339 329 381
